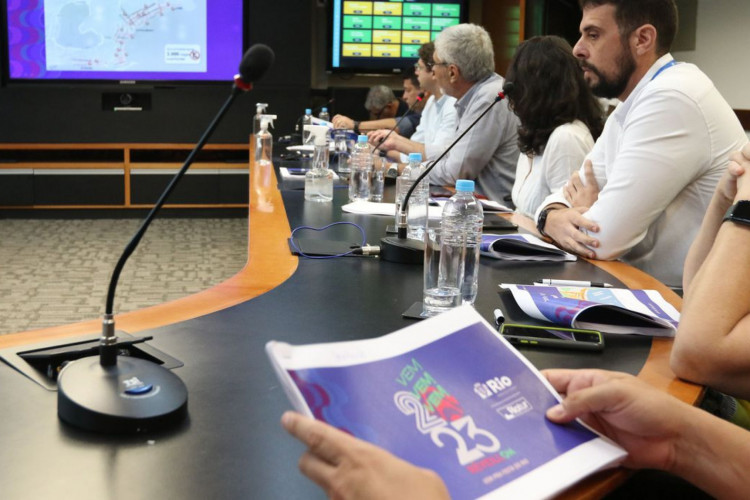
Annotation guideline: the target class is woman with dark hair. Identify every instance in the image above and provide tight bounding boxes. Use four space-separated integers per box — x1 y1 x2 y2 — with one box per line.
506 36 604 217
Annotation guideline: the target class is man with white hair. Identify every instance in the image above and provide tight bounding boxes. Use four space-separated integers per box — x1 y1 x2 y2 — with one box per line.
427 23 520 203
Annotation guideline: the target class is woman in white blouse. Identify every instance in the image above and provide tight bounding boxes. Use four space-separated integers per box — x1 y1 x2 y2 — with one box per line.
507 36 604 217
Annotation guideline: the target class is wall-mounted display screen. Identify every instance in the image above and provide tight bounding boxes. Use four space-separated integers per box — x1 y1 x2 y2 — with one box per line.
328 0 469 74
2 0 245 84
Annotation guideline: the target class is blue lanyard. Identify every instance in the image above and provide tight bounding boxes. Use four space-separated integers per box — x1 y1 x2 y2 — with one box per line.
651 60 677 81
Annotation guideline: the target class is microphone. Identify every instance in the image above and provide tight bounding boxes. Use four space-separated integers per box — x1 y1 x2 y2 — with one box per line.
237 44 275 88
372 92 425 155
56 44 275 434
379 84 512 264
312 98 335 116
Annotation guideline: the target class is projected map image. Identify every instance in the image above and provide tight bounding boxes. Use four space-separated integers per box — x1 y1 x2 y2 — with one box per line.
44 0 206 73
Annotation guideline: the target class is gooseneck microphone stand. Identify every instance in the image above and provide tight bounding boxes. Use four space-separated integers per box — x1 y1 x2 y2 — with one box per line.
379 85 512 264
56 44 275 434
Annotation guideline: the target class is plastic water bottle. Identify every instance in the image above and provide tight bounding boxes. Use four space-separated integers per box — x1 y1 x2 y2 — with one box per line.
318 107 330 123
395 152 428 240
438 179 484 305
301 108 313 143
348 135 372 202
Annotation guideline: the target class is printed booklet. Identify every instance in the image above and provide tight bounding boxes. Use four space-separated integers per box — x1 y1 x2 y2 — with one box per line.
266 306 626 499
500 284 680 337
480 234 577 262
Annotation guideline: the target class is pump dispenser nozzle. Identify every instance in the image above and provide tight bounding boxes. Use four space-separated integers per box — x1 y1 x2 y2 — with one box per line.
259 114 277 132
253 103 270 136
303 124 329 146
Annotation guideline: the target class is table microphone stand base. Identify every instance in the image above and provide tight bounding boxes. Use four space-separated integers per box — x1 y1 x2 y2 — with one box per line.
379 235 424 264
58 355 188 434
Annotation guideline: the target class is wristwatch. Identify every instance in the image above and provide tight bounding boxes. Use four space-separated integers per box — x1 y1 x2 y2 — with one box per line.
352 121 360 134
723 200 750 226
536 206 556 237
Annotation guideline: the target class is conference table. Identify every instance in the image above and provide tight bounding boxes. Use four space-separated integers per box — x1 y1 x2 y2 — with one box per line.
0 158 701 499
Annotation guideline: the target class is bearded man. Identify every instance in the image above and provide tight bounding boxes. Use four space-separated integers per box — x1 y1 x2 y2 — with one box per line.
534 0 746 288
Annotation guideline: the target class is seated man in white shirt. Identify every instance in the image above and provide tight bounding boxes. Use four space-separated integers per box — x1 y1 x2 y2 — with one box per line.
367 42 459 169
535 0 746 287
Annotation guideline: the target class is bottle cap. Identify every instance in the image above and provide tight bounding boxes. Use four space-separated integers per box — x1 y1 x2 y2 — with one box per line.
408 152 422 162
305 108 312 115
357 135 368 143
455 179 475 192
321 107 328 112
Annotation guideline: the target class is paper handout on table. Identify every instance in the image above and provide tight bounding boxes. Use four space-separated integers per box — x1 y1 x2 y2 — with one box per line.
266 306 626 499
342 200 443 219
481 234 577 262
280 167 339 181
500 284 680 337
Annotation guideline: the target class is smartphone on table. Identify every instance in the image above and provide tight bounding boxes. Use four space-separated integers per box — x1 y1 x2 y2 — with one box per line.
500 323 604 352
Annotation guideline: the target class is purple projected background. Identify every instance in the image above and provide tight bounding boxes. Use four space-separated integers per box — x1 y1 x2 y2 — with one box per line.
5 0 244 81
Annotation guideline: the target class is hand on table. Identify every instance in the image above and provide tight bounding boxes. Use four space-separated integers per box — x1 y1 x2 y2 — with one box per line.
332 115 355 130
367 129 401 152
281 411 450 500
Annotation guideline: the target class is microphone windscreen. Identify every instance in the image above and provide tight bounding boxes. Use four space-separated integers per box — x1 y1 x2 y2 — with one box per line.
502 81 515 98
238 44 275 83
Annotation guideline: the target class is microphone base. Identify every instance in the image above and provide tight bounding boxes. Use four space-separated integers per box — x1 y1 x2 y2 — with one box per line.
379 235 424 264
57 356 188 434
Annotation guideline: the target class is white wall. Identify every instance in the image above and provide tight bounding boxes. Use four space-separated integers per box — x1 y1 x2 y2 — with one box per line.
672 0 750 109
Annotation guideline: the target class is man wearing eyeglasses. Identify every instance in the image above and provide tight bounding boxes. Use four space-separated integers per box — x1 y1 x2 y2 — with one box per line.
367 42 459 167
426 23 520 203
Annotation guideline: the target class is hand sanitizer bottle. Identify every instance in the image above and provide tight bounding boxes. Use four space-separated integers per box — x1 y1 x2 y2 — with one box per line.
304 125 334 202
255 114 277 168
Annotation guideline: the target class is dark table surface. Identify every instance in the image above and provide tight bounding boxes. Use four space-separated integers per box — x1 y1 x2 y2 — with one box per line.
0 185 652 499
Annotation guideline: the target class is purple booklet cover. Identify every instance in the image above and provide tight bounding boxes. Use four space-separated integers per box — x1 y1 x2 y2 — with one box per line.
502 285 680 336
267 306 625 499
480 234 576 262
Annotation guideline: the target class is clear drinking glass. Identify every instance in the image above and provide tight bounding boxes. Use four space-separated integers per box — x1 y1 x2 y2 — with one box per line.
333 129 351 174
370 154 385 202
422 227 461 317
